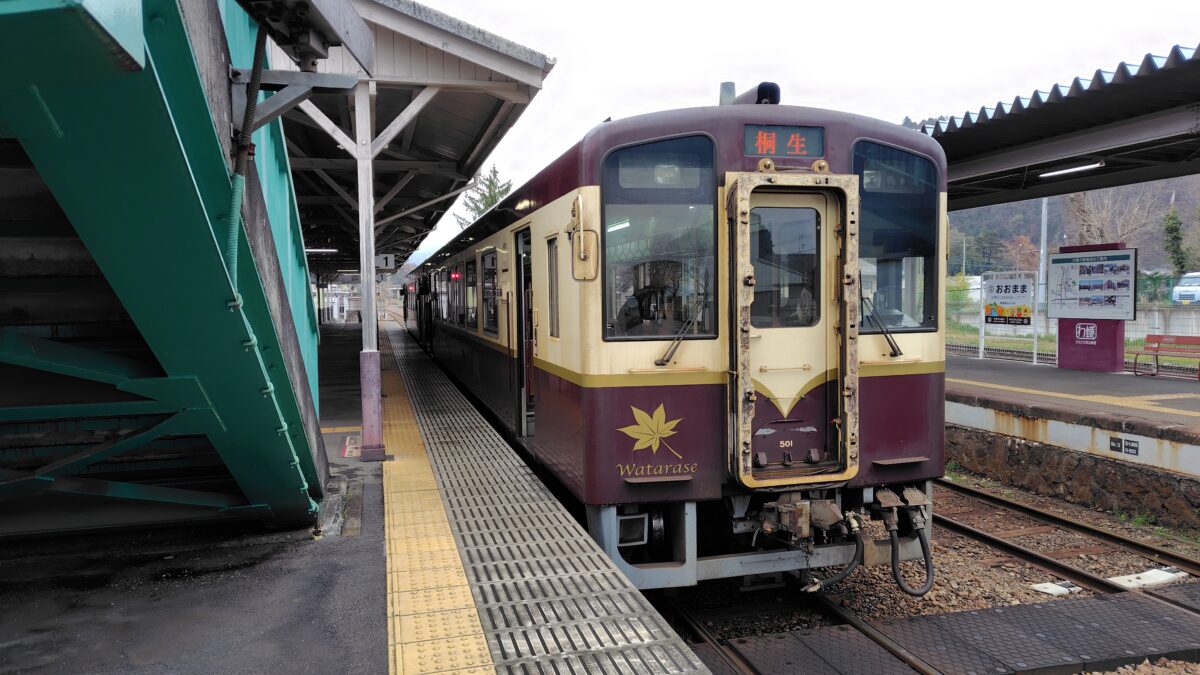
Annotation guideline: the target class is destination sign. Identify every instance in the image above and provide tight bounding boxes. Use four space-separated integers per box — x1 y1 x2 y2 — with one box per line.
743 125 824 158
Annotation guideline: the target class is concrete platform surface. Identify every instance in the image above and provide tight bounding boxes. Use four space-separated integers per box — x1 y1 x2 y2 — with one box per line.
0 323 386 674
948 355 1200 436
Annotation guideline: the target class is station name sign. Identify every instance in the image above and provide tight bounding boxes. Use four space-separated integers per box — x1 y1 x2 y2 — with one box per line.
983 271 1036 325
743 125 824 159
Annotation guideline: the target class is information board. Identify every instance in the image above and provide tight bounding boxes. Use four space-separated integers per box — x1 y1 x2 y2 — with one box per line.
983 271 1036 325
1047 248 1137 320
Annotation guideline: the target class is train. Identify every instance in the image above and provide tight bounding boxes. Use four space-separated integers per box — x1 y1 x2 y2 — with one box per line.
402 83 946 594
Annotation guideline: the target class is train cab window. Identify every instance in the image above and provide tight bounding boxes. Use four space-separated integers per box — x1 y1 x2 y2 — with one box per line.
465 260 478 329
482 252 498 334
547 238 560 338
749 207 819 328
601 135 716 340
853 141 938 333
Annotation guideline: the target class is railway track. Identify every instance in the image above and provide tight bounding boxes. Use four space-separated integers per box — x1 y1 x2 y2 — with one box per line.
665 580 942 675
933 478 1200 613
662 598 757 675
935 478 1200 577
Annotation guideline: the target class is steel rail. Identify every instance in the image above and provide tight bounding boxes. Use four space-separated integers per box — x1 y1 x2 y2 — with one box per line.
935 489 1200 618
933 512 1129 594
810 594 943 675
935 478 1200 576
661 599 757 675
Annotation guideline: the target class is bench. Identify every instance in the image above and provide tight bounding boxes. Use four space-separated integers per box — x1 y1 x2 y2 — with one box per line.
1132 334 1200 378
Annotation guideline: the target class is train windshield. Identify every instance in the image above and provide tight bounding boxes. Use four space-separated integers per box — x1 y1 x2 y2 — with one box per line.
601 135 716 340
853 141 938 332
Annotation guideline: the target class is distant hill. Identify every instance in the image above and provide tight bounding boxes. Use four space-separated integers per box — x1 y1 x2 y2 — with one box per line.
948 174 1200 275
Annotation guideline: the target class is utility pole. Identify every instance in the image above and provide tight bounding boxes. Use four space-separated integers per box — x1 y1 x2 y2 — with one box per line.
961 235 967 276
1037 197 1048 364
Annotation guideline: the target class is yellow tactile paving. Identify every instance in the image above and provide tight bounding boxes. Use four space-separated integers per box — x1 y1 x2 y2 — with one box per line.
389 585 476 616
381 361 494 675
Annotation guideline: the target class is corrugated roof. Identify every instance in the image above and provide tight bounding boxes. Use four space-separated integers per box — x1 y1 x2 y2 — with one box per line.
923 43 1200 210
921 43 1199 148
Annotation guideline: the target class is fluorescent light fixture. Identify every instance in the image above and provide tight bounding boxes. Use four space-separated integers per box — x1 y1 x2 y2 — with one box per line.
336 269 359 273
606 219 631 233
1039 161 1104 179
305 248 338 253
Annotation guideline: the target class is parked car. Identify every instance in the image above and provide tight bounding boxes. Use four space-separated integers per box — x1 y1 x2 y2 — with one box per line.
1172 272 1200 304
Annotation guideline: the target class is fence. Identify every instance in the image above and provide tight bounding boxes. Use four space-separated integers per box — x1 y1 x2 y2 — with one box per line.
946 276 1200 376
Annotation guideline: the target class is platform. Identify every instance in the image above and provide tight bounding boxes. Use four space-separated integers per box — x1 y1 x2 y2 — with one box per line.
946 355 1200 478
379 324 704 674
948 355 1200 431
730 587 1200 674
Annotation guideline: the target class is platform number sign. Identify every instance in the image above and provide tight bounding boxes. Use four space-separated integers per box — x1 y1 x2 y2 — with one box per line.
1109 436 1139 456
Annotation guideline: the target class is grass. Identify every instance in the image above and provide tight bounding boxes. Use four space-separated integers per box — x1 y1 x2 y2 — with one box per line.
1115 509 1157 528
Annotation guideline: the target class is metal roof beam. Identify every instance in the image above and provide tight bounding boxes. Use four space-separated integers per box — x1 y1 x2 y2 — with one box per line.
372 75 530 104
371 86 440 158
297 100 357 159
949 103 1200 183
375 171 417 214
950 158 1200 211
290 157 463 178
374 181 474 233
287 140 357 209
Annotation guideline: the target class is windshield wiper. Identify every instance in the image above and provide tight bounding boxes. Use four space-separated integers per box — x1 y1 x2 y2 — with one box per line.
863 295 903 357
656 295 707 366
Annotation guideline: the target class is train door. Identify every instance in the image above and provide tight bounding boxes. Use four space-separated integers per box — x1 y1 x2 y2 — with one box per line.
727 175 859 489
515 229 536 436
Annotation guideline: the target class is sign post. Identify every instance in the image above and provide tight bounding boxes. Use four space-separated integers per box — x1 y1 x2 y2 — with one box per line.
1047 243 1136 373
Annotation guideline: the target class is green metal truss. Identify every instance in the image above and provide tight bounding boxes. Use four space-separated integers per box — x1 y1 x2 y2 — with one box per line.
0 0 324 524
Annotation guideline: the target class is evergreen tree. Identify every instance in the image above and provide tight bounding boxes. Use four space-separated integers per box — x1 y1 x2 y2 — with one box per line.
974 229 1004 274
1162 206 1189 277
455 165 512 229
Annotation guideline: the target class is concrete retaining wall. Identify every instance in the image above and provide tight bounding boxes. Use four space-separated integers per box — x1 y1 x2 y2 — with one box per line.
945 423 1200 530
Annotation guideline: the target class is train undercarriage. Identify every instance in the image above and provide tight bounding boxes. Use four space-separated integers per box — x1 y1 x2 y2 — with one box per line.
587 481 935 594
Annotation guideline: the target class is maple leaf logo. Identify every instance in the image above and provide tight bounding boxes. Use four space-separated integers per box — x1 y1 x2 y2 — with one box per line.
617 404 683 459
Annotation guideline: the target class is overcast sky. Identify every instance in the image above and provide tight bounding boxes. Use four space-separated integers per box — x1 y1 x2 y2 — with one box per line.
405 0 1200 265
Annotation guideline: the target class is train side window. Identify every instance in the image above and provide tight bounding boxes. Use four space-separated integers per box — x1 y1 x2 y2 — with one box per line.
465 260 478 329
482 252 498 334
600 135 716 340
749 207 820 328
439 270 449 321
453 264 464 325
547 238 560 338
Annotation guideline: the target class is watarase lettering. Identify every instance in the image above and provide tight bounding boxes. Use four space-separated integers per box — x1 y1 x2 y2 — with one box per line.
616 463 699 477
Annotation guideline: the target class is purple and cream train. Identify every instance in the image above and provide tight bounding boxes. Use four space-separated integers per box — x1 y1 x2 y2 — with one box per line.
404 84 946 593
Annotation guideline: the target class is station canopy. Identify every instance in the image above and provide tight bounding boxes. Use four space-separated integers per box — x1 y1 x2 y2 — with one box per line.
923 44 1200 210
278 0 554 272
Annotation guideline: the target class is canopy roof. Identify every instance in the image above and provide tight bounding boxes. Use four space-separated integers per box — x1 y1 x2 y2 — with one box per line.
923 44 1200 210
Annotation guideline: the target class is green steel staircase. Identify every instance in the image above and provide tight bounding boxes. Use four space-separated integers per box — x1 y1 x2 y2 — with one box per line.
0 0 327 534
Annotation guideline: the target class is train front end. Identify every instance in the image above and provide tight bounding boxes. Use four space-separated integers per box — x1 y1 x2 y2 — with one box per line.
584 90 946 593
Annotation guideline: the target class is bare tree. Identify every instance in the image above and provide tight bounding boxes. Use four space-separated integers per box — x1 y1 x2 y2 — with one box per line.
1065 186 1166 246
